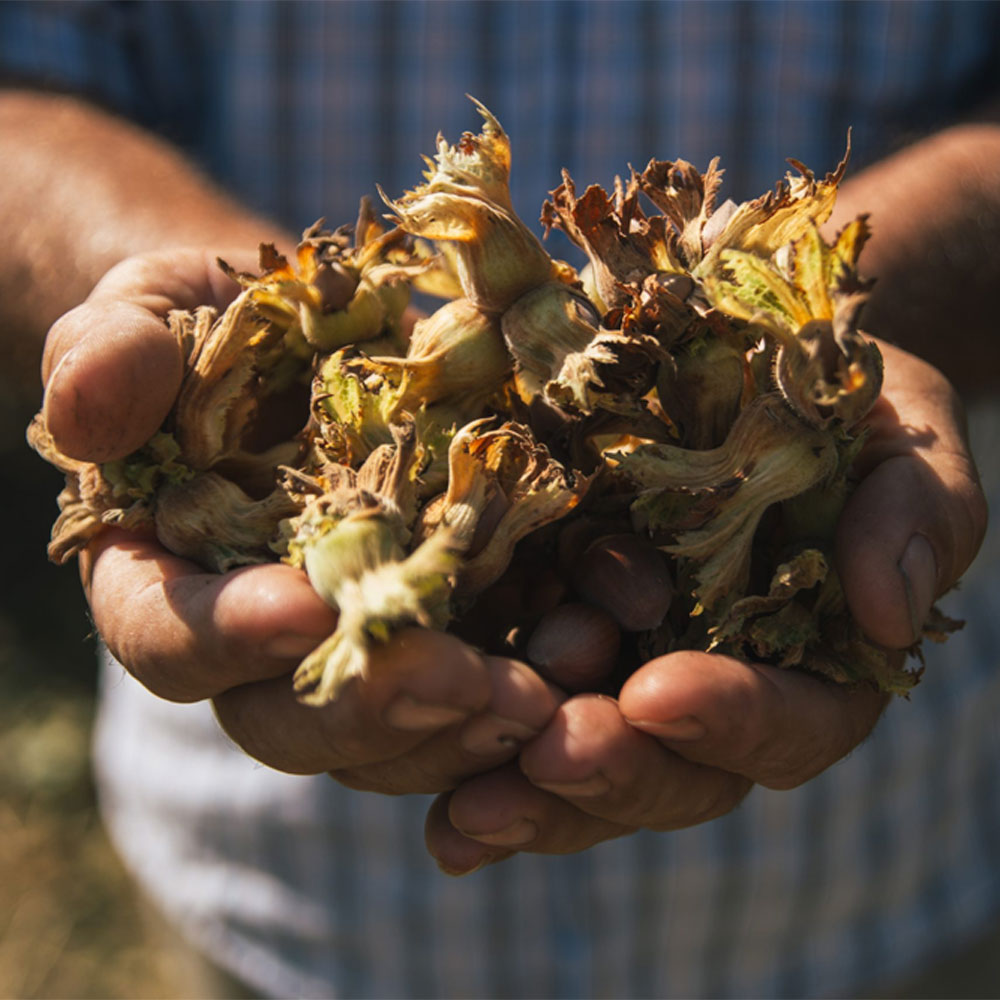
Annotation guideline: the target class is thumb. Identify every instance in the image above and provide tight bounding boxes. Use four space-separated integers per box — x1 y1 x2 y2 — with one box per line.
835 342 987 649
40 247 252 462
43 298 184 462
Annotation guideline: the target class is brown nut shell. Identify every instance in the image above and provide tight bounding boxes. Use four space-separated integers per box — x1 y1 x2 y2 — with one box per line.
574 533 673 631
526 602 621 691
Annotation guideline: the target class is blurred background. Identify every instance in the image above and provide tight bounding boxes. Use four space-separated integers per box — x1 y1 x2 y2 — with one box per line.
0 371 190 997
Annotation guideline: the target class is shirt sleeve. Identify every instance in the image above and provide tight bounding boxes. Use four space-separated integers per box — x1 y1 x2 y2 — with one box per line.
0 0 220 153
0 2 143 114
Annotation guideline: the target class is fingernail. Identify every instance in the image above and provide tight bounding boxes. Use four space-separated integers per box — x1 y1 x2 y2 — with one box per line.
532 773 612 798
627 714 706 742
383 694 470 731
459 713 540 756
900 534 937 642
265 632 325 659
436 854 496 877
462 818 538 847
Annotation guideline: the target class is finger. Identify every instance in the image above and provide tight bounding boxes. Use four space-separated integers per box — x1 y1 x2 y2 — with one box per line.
619 650 888 790
41 247 259 462
329 655 564 794
517 693 750 827
213 628 491 775
429 762 630 865
85 527 337 702
424 794 515 876
836 341 988 647
430 693 746 869
43 298 186 461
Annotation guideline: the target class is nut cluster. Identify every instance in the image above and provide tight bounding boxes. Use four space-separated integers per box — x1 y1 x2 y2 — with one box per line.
30 100 957 704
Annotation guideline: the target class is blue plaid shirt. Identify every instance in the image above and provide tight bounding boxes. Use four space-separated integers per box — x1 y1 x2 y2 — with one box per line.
4 2 1000 997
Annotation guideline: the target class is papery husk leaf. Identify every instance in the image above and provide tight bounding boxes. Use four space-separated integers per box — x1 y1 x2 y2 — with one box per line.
47 475 151 564
615 271 700 351
28 416 188 562
382 99 558 310
789 223 835 320
920 605 964 644
546 329 666 416
220 210 438 354
501 283 598 384
301 271 411 351
656 327 750 449
617 395 838 608
774 318 884 429
154 473 300 573
281 419 424 569
695 141 850 276
168 298 281 470
804 578 922 695
412 418 495 552
291 517 461 705
312 349 463 491
705 249 813 334
501 282 664 415
435 421 590 598
541 170 682 309
353 419 424 529
363 297 511 414
702 221 883 429
829 215 871 282
312 348 405 460
101 432 197 500
638 156 725 266
707 547 829 652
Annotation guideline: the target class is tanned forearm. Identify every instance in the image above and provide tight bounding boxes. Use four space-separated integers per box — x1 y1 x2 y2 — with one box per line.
0 90 281 403
828 123 1000 399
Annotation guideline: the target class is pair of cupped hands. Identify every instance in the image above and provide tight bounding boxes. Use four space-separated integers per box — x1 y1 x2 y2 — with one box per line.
41 247 987 875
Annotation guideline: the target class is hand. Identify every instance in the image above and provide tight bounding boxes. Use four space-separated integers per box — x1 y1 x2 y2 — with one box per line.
425 340 988 872
42 249 561 793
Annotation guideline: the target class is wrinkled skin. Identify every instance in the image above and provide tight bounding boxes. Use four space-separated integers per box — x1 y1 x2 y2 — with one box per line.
42 248 986 874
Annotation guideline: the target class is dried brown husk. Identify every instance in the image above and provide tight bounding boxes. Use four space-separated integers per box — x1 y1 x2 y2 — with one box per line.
501 282 665 416
413 419 590 600
542 170 683 311
26 416 155 563
154 473 300 573
219 206 442 353
692 142 851 276
381 100 561 311
359 297 511 416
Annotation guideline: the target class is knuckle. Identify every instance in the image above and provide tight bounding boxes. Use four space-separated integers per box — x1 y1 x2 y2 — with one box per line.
707 667 776 762
319 722 375 766
752 723 844 790
330 757 457 796
103 630 205 703
690 773 755 825
213 691 299 773
642 770 753 831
